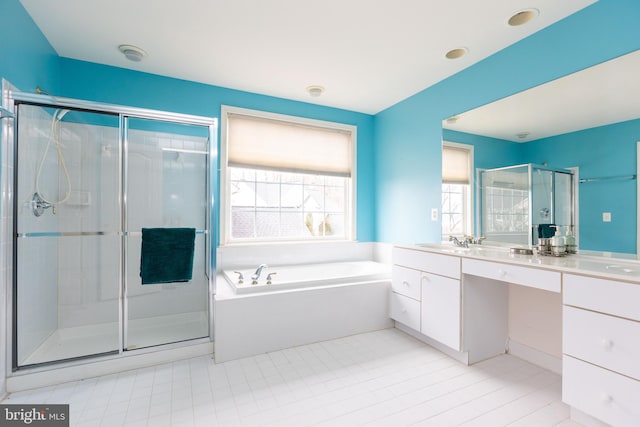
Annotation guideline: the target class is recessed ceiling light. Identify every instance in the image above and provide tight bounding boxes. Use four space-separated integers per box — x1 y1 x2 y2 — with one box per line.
306 85 325 97
508 9 539 26
445 48 468 60
118 44 147 62
516 131 530 139
446 115 460 124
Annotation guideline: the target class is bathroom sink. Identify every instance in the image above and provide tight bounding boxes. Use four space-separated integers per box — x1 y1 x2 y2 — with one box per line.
604 264 638 274
416 242 468 252
415 242 513 257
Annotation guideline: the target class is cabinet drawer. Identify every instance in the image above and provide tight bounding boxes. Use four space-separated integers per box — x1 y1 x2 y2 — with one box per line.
421 273 461 351
393 247 460 279
462 258 560 292
392 265 421 300
564 305 640 380
564 274 640 321
563 356 640 427
389 292 420 331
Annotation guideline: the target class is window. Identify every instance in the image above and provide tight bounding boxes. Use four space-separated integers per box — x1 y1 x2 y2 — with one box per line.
221 106 356 244
442 142 473 239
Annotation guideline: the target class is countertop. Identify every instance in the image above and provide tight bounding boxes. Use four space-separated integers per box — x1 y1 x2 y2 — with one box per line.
396 243 640 284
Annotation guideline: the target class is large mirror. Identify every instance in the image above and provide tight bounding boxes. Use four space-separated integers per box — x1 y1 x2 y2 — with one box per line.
443 49 640 254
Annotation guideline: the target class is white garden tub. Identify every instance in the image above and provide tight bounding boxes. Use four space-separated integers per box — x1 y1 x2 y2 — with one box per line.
214 260 393 362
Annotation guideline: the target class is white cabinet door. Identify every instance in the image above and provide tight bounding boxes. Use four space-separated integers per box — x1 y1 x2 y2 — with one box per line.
462 258 560 292
564 305 640 381
391 265 421 300
393 247 460 279
563 356 640 427
421 272 461 351
390 292 421 331
564 274 640 321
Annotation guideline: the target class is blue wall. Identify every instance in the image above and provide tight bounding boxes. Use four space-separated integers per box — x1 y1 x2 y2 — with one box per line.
4 0 640 252
524 119 640 253
0 0 375 245
443 130 524 171
54 59 376 245
375 0 640 247
0 1 59 99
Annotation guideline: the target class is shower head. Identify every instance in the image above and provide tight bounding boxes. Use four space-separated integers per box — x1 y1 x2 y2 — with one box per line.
0 107 15 119
55 109 70 121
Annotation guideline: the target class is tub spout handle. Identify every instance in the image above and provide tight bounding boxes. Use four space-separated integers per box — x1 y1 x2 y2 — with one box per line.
266 272 277 284
233 271 244 284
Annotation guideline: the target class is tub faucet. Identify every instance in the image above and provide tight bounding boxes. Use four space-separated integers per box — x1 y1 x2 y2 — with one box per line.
251 264 268 282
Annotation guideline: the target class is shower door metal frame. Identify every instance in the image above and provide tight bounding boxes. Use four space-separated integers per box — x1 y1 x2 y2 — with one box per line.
478 163 575 247
5 91 217 371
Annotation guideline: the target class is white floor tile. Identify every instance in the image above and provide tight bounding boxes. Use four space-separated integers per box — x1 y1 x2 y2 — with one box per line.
2 328 582 427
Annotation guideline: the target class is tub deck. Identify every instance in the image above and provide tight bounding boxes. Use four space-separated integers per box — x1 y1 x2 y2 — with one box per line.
223 261 391 294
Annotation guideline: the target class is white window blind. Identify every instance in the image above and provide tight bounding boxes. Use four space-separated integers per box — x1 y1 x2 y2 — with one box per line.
442 145 471 184
227 113 353 177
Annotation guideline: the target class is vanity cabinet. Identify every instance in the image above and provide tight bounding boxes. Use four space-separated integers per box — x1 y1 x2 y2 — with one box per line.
563 274 640 427
391 247 461 350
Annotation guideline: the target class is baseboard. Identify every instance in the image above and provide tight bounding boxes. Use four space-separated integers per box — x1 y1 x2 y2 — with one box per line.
7 341 213 393
507 338 562 375
394 322 470 365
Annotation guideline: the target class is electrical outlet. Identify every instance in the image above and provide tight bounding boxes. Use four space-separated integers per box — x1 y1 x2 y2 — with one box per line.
603 212 612 222
431 208 438 221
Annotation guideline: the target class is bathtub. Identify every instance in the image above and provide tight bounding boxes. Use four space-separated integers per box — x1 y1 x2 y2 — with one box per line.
223 260 391 294
214 259 393 362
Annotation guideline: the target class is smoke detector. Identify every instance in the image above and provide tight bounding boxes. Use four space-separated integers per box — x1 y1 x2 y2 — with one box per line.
118 45 147 62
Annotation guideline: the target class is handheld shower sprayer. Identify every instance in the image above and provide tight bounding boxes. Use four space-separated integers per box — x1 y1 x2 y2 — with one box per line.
33 108 72 217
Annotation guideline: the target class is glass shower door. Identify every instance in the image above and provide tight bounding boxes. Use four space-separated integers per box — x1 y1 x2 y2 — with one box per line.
15 105 121 367
124 118 210 350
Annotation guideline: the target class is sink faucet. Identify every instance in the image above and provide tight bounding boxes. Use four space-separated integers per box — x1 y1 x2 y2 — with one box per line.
251 264 268 282
464 235 486 245
449 236 469 248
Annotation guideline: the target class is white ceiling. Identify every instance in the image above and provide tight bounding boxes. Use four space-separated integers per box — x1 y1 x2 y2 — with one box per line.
20 0 596 114
443 49 640 142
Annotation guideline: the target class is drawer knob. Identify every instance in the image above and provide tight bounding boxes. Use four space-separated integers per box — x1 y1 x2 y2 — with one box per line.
401 308 407 314
497 269 507 278
600 393 613 404
403 281 410 287
600 338 614 350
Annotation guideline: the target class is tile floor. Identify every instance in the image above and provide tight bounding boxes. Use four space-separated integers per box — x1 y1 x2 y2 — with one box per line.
2 328 582 426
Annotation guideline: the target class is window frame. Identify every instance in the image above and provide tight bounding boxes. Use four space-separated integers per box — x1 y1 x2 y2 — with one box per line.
220 105 357 245
441 141 474 239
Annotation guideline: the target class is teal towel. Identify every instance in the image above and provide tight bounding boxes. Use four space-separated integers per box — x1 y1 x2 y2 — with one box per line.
140 228 195 285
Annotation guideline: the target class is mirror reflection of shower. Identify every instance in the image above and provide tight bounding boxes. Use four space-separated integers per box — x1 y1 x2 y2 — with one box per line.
479 163 574 246
32 109 71 216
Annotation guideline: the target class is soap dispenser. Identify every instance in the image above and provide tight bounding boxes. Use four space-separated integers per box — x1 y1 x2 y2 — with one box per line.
550 226 566 256
565 226 577 254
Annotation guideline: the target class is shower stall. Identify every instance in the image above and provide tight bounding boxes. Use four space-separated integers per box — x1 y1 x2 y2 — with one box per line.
2 91 216 370
478 164 574 246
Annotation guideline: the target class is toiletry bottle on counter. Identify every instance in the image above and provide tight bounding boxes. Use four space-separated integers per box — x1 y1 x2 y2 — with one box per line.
550 227 566 256
565 227 577 254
